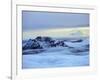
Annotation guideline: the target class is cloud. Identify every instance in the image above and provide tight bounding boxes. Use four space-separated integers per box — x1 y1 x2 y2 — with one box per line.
23 27 89 40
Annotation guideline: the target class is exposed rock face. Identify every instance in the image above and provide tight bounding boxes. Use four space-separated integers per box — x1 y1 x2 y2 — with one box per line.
35 36 52 42
35 36 42 41
23 36 68 50
54 40 68 47
23 39 43 50
35 36 68 48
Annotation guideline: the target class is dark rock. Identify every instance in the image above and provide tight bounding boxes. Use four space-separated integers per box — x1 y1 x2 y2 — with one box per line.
55 41 68 47
49 40 56 47
35 36 42 41
22 39 43 50
44 37 52 42
35 36 52 42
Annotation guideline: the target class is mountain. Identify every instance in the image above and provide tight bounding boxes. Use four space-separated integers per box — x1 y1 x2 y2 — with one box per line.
22 36 89 55
22 39 43 50
22 36 68 50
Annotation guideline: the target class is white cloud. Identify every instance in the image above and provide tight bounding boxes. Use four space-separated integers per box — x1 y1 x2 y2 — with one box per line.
23 27 89 40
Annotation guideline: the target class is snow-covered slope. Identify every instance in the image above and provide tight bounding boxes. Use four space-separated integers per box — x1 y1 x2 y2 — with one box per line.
22 36 89 69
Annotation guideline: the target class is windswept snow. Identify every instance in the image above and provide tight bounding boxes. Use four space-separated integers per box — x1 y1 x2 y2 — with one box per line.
22 53 89 68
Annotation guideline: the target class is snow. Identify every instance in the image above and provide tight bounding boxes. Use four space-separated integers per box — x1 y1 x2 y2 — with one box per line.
22 37 89 69
65 38 89 47
22 51 89 68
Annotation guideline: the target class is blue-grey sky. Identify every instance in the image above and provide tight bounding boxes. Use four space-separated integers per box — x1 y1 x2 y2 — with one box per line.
22 11 89 31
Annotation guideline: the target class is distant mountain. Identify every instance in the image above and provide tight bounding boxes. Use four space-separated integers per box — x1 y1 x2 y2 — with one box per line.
22 36 68 50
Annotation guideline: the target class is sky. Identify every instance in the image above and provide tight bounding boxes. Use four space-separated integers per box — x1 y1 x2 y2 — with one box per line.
22 11 89 31
22 11 89 39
